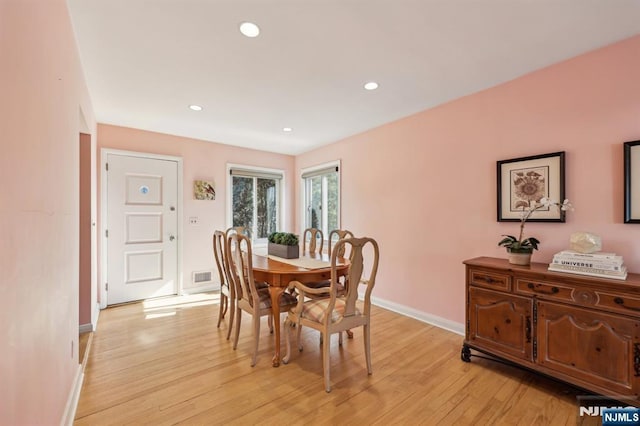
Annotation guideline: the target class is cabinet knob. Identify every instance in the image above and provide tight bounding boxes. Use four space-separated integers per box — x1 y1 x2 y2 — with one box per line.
614 297 640 312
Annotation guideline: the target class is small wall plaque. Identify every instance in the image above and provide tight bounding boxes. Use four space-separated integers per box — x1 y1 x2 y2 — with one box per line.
194 180 215 200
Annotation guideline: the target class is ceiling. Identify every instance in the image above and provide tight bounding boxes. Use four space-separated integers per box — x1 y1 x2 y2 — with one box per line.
68 0 640 155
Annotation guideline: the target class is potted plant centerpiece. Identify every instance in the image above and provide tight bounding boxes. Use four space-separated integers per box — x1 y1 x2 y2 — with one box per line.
268 232 300 259
498 197 573 265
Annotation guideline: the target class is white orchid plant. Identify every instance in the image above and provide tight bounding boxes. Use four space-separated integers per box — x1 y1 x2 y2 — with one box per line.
498 197 574 253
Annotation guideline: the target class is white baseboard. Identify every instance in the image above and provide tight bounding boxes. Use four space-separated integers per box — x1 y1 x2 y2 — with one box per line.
80 302 101 333
79 323 93 333
182 283 219 294
371 295 465 336
60 365 83 426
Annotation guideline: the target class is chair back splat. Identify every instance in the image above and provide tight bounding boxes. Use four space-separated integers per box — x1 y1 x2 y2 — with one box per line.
303 227 324 254
226 226 251 239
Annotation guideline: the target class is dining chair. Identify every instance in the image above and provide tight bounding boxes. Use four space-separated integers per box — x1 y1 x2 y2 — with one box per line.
303 227 324 255
225 227 273 335
228 232 298 367
213 230 235 340
226 226 268 290
283 236 379 392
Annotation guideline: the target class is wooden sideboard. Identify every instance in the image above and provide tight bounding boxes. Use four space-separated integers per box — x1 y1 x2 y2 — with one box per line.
463 256 640 402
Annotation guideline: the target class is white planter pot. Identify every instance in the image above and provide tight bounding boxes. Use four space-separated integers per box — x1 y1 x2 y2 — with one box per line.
508 251 532 266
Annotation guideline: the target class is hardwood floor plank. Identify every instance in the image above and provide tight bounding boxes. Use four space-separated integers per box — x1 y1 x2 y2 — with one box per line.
75 293 596 425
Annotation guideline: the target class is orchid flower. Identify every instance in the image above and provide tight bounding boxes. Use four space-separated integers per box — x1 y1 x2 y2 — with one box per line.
500 197 574 252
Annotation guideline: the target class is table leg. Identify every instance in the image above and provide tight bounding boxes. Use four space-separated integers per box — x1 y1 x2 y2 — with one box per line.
269 286 285 367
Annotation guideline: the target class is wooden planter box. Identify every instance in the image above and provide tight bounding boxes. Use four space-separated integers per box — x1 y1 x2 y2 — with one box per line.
268 243 299 259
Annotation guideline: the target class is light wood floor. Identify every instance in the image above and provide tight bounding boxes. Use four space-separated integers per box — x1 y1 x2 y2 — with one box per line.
75 293 598 425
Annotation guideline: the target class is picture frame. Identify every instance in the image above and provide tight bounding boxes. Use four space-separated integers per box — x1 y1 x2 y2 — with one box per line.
624 140 640 223
194 180 216 200
497 151 566 222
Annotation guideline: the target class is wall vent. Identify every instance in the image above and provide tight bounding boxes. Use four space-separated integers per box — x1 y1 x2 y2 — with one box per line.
192 270 214 284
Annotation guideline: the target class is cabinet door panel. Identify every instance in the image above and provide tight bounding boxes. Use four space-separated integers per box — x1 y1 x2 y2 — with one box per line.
538 300 640 396
468 287 533 361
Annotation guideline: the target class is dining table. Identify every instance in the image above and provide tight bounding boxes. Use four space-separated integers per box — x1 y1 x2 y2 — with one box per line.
251 251 350 367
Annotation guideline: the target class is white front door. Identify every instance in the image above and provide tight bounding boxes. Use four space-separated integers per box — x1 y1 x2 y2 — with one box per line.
105 153 179 305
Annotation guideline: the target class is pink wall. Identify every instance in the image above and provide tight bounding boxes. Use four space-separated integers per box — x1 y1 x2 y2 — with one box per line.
97 125 295 292
295 35 640 326
0 0 96 424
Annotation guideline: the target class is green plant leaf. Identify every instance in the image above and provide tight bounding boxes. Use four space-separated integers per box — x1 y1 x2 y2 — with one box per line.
498 235 517 247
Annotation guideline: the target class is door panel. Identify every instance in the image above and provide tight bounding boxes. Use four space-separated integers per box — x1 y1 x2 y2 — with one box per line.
125 213 162 244
125 250 163 283
538 300 640 395
107 154 178 304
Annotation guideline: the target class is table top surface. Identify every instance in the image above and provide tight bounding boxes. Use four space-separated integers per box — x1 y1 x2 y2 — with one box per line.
252 252 348 274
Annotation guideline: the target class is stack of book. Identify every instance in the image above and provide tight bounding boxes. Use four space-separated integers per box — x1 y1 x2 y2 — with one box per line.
548 250 627 280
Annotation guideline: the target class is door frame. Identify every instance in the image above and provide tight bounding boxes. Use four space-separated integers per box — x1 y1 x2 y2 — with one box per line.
100 148 184 309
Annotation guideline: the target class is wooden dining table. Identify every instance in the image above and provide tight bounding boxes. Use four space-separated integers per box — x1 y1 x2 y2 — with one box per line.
252 252 349 367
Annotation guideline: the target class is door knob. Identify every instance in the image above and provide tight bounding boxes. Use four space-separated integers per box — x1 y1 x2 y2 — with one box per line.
169 235 175 241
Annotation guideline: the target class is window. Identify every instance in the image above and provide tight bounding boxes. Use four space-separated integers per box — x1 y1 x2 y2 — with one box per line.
302 161 340 237
228 165 283 242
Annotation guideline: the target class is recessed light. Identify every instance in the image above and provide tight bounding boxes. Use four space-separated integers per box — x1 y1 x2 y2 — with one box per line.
283 127 292 132
189 105 203 111
239 22 260 38
364 81 379 91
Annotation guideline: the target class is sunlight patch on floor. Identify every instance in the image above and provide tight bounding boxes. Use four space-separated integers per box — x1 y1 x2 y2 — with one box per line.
142 292 219 318
145 311 178 319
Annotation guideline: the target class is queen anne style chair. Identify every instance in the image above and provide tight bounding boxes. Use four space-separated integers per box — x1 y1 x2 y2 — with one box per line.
213 226 266 341
283 236 379 392
213 230 235 340
226 226 268 291
228 233 297 367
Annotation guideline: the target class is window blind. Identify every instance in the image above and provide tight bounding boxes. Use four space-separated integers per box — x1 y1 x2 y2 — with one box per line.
301 165 339 179
229 168 283 180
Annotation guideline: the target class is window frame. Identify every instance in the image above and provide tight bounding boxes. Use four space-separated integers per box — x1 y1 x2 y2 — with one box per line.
226 163 285 245
300 160 341 238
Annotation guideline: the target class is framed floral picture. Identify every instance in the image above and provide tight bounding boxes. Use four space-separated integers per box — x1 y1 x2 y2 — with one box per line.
624 140 640 223
497 151 566 222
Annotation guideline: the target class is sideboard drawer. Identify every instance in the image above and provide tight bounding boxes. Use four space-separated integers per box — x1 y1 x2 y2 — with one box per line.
595 291 640 316
515 279 575 303
468 269 511 291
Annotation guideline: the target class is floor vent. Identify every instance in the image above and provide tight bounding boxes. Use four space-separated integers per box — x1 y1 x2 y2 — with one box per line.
192 270 214 285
